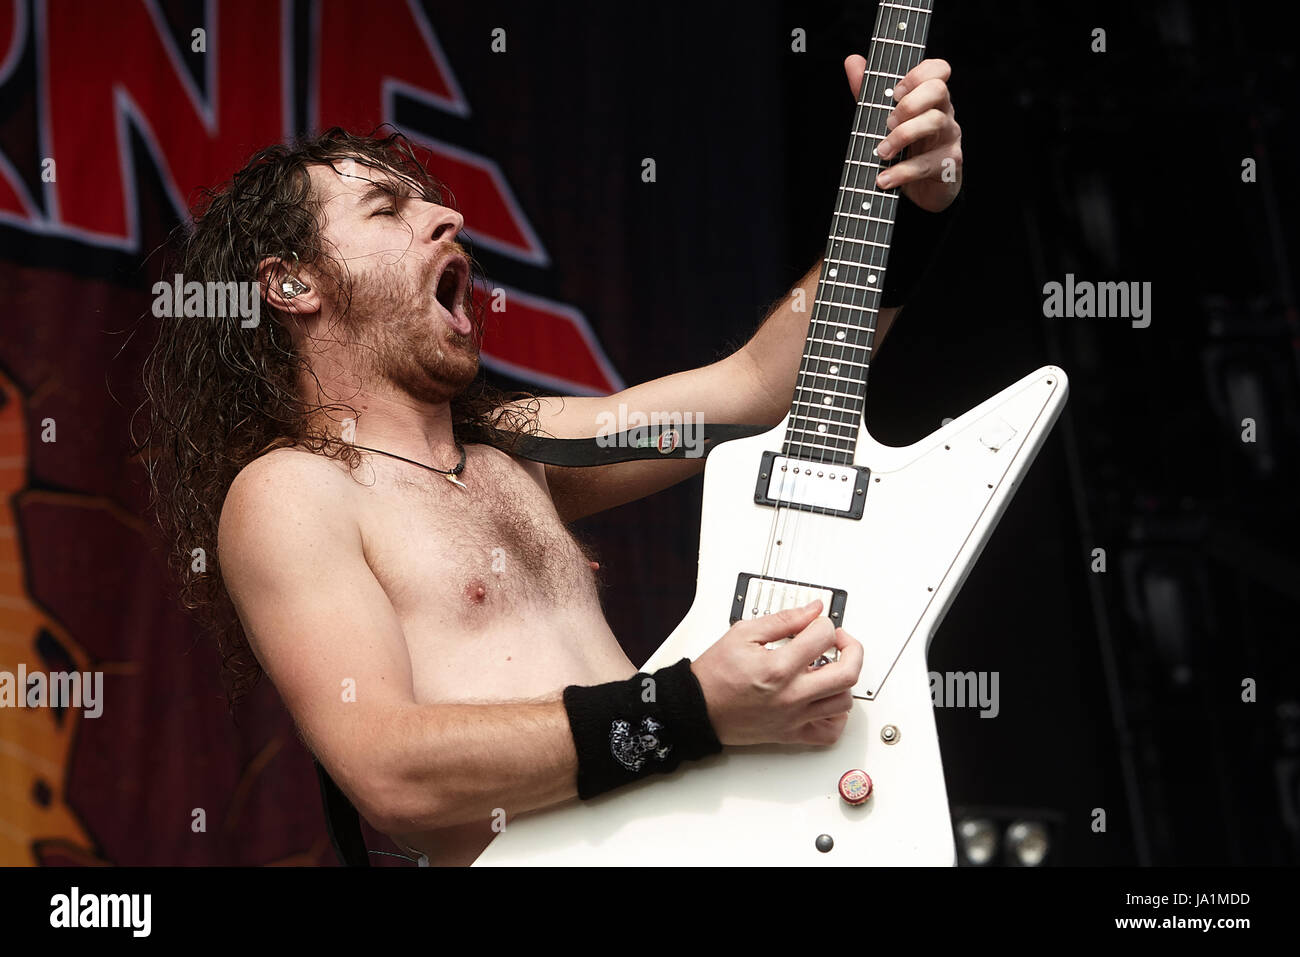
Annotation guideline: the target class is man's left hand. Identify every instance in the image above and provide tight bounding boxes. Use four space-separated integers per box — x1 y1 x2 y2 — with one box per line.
843 55 962 213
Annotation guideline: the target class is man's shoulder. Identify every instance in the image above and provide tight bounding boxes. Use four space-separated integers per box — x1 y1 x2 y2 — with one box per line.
219 446 358 553
226 445 355 503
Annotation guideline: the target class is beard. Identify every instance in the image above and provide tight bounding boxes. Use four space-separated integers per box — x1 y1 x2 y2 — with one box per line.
337 250 480 404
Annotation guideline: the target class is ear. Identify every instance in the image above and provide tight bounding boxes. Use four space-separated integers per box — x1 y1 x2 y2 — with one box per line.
257 255 322 316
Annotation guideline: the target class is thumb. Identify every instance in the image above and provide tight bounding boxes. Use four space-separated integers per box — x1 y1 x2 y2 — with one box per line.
743 600 824 642
844 54 867 99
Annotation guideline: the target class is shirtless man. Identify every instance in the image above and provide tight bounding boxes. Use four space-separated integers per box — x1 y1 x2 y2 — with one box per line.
144 57 961 865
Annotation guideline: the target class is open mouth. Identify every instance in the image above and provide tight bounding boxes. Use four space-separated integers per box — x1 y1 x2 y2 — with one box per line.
432 255 472 335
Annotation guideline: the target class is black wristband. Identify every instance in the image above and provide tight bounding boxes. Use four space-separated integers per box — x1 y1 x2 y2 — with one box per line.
563 657 723 800
880 186 964 309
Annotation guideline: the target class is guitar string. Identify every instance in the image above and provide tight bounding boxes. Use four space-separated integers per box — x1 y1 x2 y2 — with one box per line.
762 8 893 600
761 0 904 609
778 1 914 611
762 7 889 608
758 2 930 639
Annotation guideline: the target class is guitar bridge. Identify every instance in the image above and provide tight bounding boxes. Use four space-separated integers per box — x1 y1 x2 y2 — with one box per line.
753 452 871 519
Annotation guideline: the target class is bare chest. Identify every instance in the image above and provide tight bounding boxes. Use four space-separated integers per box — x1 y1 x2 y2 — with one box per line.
357 447 601 631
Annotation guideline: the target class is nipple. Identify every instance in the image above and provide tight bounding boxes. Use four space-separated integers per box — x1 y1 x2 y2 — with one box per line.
589 561 600 571
464 579 488 604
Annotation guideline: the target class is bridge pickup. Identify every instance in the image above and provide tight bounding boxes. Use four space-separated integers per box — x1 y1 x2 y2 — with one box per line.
730 570 846 624
730 574 848 662
753 452 871 519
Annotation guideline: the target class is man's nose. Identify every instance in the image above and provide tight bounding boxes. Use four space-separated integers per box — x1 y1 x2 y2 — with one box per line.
428 205 463 242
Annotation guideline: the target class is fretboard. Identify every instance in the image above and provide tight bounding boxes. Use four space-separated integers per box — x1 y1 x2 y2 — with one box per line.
782 0 935 466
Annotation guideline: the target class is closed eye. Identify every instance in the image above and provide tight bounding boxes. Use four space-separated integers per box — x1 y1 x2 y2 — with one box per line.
371 206 398 217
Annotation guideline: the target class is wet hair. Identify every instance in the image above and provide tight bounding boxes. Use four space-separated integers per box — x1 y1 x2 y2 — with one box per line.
137 126 539 708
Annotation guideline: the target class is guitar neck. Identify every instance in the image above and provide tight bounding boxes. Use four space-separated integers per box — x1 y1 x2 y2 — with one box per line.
782 0 935 466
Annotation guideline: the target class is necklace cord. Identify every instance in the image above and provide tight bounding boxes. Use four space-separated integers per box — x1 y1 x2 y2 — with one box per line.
345 441 467 476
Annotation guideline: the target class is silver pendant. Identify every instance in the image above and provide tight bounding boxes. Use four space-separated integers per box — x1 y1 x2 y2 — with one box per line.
446 474 468 490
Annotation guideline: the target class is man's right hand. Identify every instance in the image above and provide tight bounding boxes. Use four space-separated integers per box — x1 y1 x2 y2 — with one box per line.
690 601 863 747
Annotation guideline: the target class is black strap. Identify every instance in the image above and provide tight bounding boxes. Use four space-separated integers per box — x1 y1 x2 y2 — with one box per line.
312 421 767 866
484 422 770 466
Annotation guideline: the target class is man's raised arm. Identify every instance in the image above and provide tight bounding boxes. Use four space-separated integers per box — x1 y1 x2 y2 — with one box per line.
524 57 961 523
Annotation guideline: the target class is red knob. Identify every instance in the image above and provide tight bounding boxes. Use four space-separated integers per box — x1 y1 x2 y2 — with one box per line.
838 769 873 805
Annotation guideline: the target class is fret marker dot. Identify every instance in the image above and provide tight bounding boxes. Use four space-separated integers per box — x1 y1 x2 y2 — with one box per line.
868 274 878 283
899 22 908 30
884 88 893 98
862 202 871 211
829 268 838 278
823 396 833 405
830 365 840 374
817 424 828 434
836 331 846 340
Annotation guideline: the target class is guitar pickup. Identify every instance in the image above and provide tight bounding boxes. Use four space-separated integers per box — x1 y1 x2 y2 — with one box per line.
753 452 871 519
730 574 848 663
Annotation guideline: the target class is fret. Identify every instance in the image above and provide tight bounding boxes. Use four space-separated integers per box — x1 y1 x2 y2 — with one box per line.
850 108 895 119
830 215 893 235
801 355 869 372
782 438 856 457
802 345 872 360
821 278 882 293
811 321 873 335
800 368 868 386
811 318 877 331
819 270 886 288
818 277 885 293
785 427 858 442
874 37 926 49
827 234 891 256
797 368 868 387
780 423 863 442
846 159 884 169
808 325 874 343
793 384 866 402
788 415 861 434
813 296 879 311
785 427 859 447
804 346 872 360
831 211 894 225
833 236 891 250
795 374 868 392
807 339 874 355
824 254 888 270
789 408 860 425
839 186 898 199
789 406 861 421
811 318 875 333
879 1 932 13
864 70 904 79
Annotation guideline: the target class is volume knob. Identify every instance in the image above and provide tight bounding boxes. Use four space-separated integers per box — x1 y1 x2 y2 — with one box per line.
838 769 873 805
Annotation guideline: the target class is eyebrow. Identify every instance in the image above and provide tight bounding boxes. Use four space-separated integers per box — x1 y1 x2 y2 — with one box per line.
355 180 413 207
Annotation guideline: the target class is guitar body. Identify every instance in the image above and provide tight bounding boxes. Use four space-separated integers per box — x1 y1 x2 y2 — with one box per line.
475 365 1068 865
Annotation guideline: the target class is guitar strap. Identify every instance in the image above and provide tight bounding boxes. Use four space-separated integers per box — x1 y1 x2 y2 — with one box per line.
316 420 772 866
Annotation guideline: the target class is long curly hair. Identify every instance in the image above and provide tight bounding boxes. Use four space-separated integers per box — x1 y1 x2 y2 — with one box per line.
138 127 539 709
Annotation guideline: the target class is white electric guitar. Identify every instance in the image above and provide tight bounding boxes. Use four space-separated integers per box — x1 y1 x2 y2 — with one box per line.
476 0 1067 866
